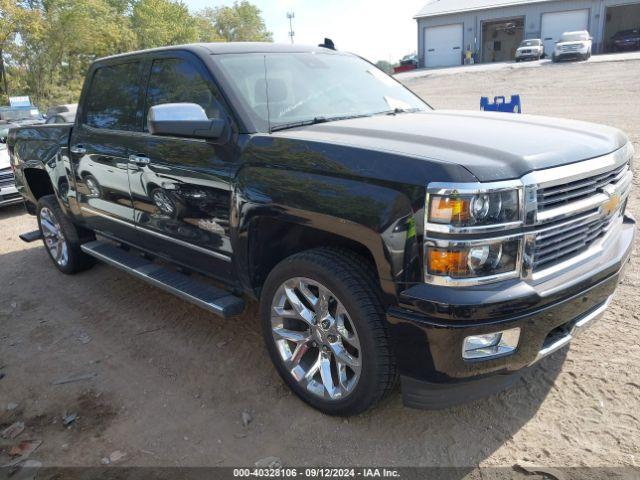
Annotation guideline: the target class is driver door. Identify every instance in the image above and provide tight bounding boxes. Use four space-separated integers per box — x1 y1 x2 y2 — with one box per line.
126 51 238 283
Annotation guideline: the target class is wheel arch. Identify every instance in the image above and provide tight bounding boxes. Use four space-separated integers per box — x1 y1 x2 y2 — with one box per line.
242 215 401 306
23 167 55 201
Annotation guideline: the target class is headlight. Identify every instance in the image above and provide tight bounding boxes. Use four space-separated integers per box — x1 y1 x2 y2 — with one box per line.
429 190 519 227
426 239 520 280
425 182 523 285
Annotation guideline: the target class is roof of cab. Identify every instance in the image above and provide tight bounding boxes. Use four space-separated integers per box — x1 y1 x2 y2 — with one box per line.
95 42 340 63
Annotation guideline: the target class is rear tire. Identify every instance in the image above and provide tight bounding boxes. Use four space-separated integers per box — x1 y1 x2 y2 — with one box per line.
260 248 397 416
37 195 95 274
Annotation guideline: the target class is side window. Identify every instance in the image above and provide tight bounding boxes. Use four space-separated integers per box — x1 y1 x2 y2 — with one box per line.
84 62 141 131
144 57 224 130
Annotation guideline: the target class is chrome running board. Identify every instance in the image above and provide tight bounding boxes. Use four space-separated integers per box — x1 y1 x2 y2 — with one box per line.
81 240 244 318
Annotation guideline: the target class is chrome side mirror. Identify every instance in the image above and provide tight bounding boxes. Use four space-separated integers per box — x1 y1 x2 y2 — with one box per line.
148 103 227 140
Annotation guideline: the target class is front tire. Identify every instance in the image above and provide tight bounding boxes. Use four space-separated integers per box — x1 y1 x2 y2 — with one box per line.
260 248 397 416
37 195 95 274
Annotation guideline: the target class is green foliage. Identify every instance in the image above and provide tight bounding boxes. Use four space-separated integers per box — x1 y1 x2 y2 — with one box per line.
375 60 394 75
131 0 197 49
0 0 272 109
195 1 273 43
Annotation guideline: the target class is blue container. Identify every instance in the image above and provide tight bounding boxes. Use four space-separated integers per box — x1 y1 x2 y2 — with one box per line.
480 95 522 114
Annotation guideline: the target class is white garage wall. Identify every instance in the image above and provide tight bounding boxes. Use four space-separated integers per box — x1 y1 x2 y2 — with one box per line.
416 0 640 66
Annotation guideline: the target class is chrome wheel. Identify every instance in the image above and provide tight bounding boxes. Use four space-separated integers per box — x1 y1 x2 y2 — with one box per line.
271 277 362 401
40 207 69 267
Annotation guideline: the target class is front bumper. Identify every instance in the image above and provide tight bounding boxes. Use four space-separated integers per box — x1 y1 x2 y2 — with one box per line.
554 51 588 60
387 213 635 409
0 183 21 207
516 51 540 59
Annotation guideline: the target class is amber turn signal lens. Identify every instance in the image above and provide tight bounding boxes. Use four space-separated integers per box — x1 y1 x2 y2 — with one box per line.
429 196 470 224
427 248 468 276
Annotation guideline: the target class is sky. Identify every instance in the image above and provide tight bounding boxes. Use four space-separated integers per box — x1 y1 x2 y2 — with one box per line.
184 0 426 63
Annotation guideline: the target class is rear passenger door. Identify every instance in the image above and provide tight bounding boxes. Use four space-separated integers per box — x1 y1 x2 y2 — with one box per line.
70 59 144 243
127 51 238 283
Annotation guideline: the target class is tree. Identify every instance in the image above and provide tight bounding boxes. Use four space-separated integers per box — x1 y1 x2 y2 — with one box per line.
131 0 198 49
0 0 41 98
16 0 136 106
375 60 394 75
195 1 272 43
0 0 272 108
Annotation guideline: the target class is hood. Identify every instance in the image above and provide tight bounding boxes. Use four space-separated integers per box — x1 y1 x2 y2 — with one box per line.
557 40 589 47
271 110 628 182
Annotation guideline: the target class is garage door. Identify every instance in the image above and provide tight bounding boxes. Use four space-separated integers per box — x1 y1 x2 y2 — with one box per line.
424 24 463 68
541 9 589 54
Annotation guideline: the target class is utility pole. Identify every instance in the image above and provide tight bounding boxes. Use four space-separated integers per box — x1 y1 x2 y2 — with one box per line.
287 11 295 44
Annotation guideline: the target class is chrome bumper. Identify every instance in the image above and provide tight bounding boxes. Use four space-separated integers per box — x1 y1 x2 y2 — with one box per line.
0 184 21 207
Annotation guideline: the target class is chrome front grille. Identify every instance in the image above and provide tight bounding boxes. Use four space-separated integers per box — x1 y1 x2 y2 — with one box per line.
532 214 617 271
537 162 628 211
522 144 634 277
561 44 580 52
0 167 14 187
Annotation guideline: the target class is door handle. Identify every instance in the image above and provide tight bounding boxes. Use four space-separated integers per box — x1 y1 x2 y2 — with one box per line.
129 154 151 165
70 145 86 154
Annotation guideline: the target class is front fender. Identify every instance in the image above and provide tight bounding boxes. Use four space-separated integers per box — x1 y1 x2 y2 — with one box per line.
234 165 423 300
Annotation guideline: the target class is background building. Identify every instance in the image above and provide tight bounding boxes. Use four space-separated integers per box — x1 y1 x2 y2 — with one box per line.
415 0 640 67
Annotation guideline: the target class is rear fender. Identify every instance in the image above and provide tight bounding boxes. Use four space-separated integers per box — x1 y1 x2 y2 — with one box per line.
9 125 74 215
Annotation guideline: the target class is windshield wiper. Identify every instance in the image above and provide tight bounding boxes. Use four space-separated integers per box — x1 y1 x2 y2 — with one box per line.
270 113 374 132
271 117 329 132
378 107 424 115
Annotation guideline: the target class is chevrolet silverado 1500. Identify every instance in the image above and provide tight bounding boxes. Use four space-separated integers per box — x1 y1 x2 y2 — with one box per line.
8 43 635 415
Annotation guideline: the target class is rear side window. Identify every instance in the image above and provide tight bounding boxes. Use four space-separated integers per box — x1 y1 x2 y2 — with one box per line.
84 62 142 131
144 57 223 130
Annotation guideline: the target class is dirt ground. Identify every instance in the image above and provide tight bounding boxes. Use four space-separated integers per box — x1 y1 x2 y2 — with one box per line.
1 57 639 470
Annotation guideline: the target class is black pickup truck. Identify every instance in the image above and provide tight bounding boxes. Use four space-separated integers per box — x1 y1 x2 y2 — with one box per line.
8 43 635 415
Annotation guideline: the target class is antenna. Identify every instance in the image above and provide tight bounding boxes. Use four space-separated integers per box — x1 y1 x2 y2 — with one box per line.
287 11 295 44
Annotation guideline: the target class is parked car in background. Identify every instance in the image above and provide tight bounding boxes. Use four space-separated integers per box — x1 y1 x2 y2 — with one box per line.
45 104 78 123
553 31 592 62
45 106 78 124
610 28 640 52
399 53 418 67
0 106 45 126
0 126 21 207
394 54 418 74
515 39 544 61
0 124 11 141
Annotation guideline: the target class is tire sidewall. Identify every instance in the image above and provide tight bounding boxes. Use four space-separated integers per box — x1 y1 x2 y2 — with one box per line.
260 255 385 416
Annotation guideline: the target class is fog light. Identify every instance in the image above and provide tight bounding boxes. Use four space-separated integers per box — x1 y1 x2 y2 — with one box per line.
462 328 520 360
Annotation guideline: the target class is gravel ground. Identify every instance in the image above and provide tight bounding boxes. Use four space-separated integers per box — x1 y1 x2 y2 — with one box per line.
0 57 639 470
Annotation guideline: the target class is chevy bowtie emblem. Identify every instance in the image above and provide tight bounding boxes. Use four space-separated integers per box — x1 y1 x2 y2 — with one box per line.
600 185 621 219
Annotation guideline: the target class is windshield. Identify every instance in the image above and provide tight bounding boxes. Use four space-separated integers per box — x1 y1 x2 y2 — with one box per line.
560 32 589 42
520 40 540 47
0 108 43 122
214 52 428 132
